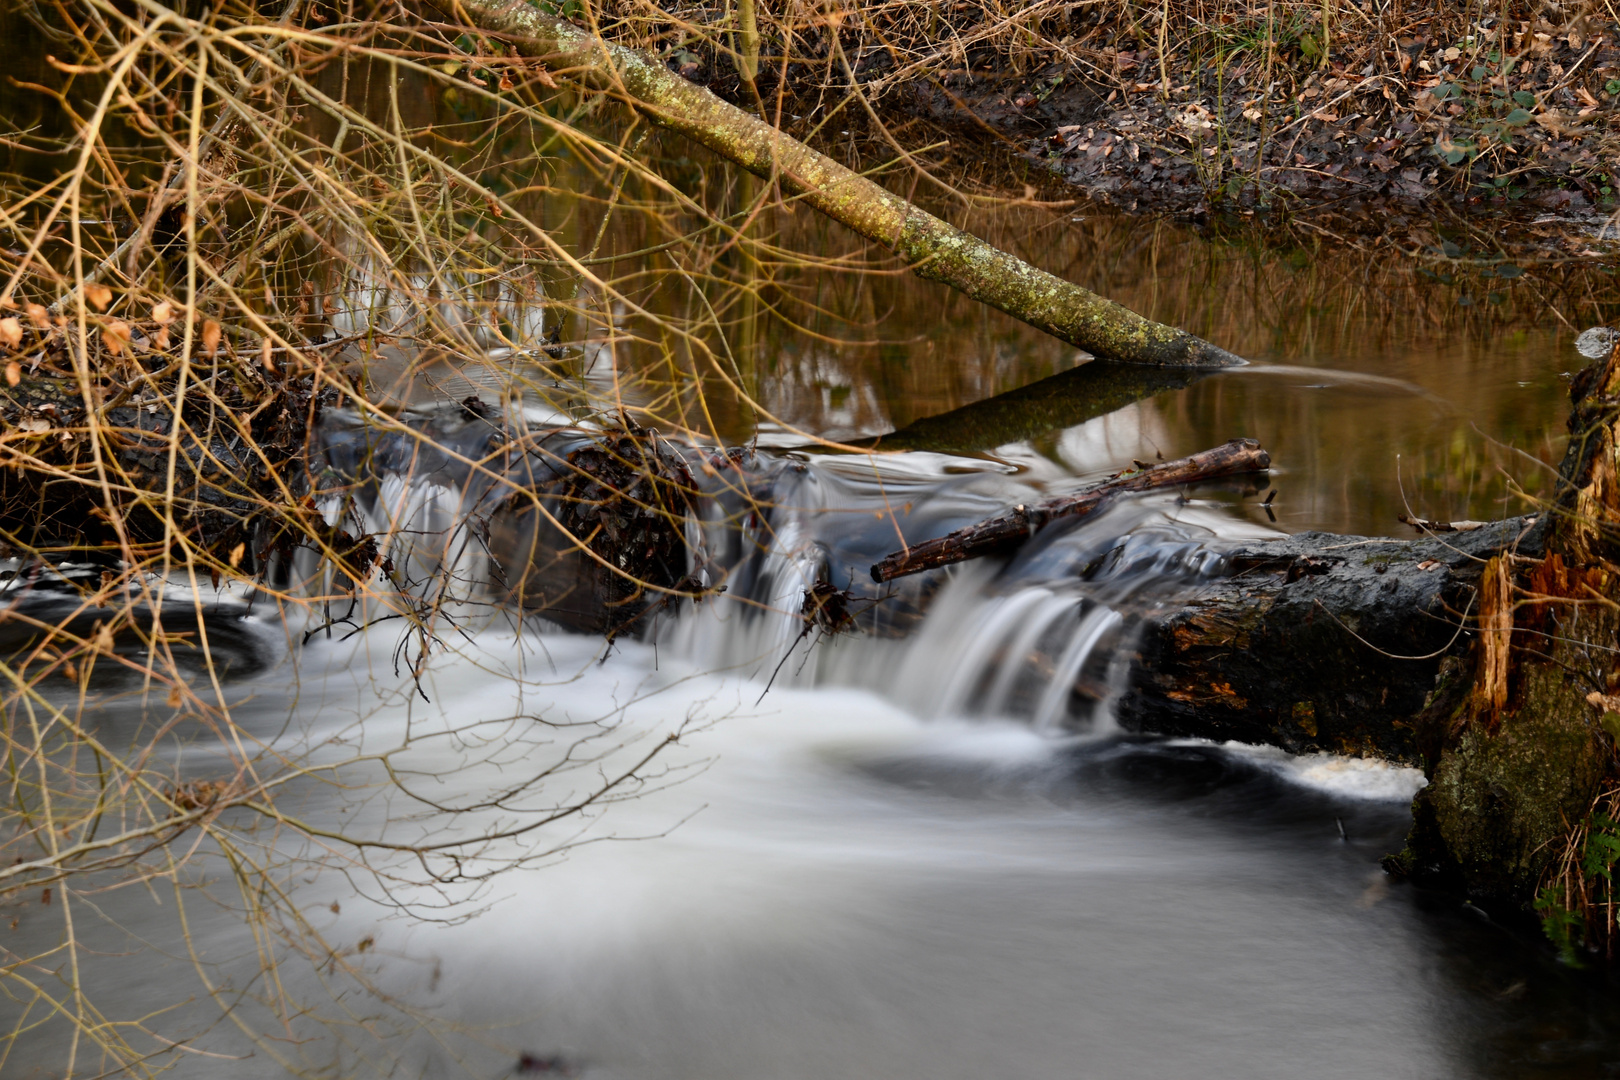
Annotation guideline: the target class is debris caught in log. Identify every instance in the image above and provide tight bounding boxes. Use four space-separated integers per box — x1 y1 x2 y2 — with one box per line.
870 438 1272 582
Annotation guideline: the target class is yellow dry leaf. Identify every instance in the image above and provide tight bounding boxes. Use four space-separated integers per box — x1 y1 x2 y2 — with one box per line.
4 361 19 387
0 318 21 348
202 319 221 356
25 304 49 329
228 542 246 568
85 283 112 311
102 319 131 356
152 300 175 325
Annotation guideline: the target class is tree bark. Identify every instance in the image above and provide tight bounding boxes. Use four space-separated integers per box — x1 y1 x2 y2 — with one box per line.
440 0 1243 369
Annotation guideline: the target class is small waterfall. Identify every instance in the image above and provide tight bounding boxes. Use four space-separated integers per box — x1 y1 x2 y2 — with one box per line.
658 453 1238 733
271 410 1244 731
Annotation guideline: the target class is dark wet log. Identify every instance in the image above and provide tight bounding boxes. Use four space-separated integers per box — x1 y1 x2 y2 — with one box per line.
1115 519 1540 766
870 438 1272 582
869 360 1209 455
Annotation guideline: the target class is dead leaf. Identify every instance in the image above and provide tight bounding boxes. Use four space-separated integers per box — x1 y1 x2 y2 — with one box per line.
25 304 49 330
228 542 245 568
201 319 221 356
4 362 18 387
84 283 111 311
0 318 20 348
534 66 558 89
102 319 130 356
151 300 175 325
16 417 50 433
1417 559 1443 571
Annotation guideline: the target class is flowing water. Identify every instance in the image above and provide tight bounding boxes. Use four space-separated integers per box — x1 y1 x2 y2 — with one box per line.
11 20 1620 1074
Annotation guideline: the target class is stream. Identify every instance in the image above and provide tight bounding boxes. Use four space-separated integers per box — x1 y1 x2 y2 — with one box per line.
13 298 1620 1077
9 23 1620 1072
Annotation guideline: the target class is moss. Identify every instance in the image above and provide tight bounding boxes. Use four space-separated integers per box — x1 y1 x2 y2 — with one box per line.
1424 656 1609 902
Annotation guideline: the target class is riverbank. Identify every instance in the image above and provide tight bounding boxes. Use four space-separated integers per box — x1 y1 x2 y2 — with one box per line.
616 0 1620 239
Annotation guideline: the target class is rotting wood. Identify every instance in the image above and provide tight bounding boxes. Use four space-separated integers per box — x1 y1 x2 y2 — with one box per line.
436 0 1243 369
870 438 1271 582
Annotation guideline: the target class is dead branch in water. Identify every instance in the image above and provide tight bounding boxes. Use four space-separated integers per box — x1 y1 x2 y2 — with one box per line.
870 438 1271 582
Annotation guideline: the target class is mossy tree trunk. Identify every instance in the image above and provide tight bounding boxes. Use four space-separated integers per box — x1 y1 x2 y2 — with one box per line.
441 0 1243 368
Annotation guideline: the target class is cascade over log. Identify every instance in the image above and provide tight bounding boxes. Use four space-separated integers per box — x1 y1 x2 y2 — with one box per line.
438 0 1242 369
870 438 1272 582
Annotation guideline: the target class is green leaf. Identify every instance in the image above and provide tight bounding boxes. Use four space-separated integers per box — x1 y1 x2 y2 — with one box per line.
1471 65 1489 81
1513 90 1538 108
1608 79 1620 96
1501 108 1533 127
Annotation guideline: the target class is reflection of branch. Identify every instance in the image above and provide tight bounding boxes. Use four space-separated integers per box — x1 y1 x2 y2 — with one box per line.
867 360 1208 455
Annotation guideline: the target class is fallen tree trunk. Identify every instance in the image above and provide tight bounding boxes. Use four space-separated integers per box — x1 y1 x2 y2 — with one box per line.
439 0 1242 369
1113 519 1538 765
871 438 1272 581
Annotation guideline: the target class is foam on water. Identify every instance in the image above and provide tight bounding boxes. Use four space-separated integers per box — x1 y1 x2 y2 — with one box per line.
1212 741 1429 801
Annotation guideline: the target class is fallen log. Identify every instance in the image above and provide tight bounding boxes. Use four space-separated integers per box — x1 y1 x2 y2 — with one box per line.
436 0 1243 369
1113 519 1538 765
870 438 1272 582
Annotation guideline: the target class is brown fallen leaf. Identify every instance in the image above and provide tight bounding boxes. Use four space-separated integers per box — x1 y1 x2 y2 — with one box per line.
25 303 49 330
103 319 131 356
201 319 221 356
4 362 19 387
84 283 111 311
0 318 20 348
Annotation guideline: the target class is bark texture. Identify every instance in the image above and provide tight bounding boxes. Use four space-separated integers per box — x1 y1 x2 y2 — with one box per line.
443 0 1242 368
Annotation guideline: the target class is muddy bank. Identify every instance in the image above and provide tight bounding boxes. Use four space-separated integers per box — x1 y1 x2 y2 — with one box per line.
912 18 1620 225
645 0 1620 232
